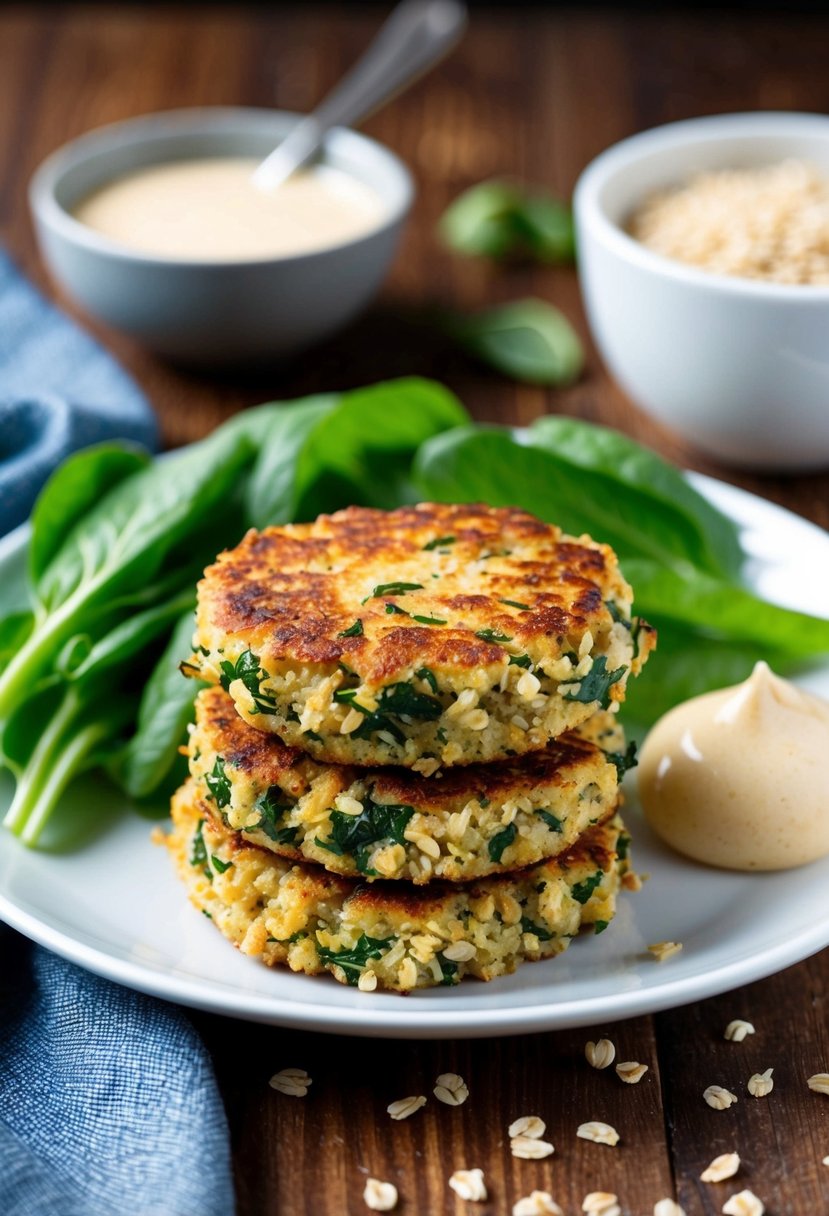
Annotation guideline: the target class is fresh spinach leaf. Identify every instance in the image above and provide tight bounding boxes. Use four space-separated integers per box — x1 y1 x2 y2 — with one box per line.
119 612 203 800
439 180 574 263
526 415 743 579
29 442 150 583
447 299 583 386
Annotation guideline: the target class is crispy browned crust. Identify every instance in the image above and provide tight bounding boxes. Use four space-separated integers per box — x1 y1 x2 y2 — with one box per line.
195 503 631 681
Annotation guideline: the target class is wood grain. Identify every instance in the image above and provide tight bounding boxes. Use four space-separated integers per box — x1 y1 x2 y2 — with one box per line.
1 5 829 1214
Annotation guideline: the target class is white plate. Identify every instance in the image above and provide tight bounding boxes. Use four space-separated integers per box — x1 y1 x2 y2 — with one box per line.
1 475 828 1038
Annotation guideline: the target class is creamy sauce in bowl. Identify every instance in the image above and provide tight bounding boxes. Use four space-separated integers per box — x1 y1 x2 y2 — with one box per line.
72 157 387 261
638 662 829 871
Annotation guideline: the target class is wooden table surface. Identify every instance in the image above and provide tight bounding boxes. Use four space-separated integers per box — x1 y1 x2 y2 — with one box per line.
2 4 829 1213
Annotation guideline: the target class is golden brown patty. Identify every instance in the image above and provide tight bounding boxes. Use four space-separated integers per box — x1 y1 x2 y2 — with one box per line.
167 779 631 992
189 686 626 883
189 503 654 767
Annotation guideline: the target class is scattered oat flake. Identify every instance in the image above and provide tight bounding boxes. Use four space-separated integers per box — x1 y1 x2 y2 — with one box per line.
582 1192 620 1215
269 1067 311 1096
648 940 683 962
511 1135 555 1159
703 1084 738 1110
449 1168 487 1202
363 1178 398 1211
513 1192 563 1216
434 1072 469 1106
807 1072 829 1095
577 1121 620 1147
654 1202 686 1216
616 1060 648 1084
387 1094 427 1120
701 1152 741 1183
508 1114 546 1139
722 1189 765 1216
724 1019 755 1042
747 1068 774 1097
585 1038 616 1069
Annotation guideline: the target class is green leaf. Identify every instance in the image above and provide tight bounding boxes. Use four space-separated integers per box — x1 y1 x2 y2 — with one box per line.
118 613 202 800
205 756 232 809
292 378 469 518
488 822 517 863
571 870 603 905
439 180 574 263
437 953 460 985
316 932 395 984
250 786 297 844
447 299 583 386
414 425 734 578
415 666 438 694
0 611 34 673
317 799 415 874
594 920 610 935
513 195 575 262
622 559 829 660
218 649 277 716
537 810 563 833
525 415 743 578
605 740 638 781
29 442 150 583
475 628 512 643
190 819 209 872
423 535 456 551
439 180 525 257
561 656 627 710
211 854 233 874
520 915 553 942
338 620 364 638
370 582 424 598
242 394 339 527
0 427 254 721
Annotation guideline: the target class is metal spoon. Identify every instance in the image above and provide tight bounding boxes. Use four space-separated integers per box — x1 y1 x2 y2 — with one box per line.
252 0 467 192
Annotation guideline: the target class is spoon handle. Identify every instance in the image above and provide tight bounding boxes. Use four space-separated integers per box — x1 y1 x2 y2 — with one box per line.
253 0 467 191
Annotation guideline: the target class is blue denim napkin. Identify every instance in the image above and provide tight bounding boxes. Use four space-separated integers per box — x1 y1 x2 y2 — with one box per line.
0 249 158 534
0 252 235 1215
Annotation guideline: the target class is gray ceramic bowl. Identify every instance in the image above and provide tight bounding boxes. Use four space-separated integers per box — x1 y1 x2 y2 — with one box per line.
30 107 414 364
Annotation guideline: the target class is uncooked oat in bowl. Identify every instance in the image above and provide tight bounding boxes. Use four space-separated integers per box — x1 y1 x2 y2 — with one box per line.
628 159 829 285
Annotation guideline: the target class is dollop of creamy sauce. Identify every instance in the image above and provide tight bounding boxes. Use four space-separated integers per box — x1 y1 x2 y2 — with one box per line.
638 662 829 871
72 158 386 261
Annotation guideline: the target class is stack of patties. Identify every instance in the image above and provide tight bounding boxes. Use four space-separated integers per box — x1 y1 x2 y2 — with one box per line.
169 503 655 993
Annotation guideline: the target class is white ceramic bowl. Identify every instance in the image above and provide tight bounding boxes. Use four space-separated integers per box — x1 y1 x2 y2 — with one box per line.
30 107 413 365
574 112 829 470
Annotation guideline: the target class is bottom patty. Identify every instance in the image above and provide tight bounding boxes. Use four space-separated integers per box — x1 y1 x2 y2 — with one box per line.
167 779 632 993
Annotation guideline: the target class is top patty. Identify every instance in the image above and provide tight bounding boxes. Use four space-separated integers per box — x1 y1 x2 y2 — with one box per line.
190 502 655 768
